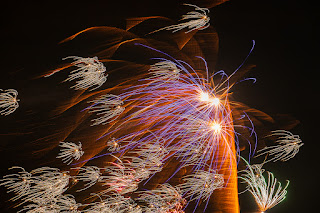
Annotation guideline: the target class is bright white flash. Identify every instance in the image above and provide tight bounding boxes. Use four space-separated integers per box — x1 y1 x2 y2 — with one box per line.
199 91 210 102
211 122 222 133
199 91 220 106
211 97 220 106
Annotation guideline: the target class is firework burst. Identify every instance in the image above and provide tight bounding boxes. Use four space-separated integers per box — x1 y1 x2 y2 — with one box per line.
138 183 185 213
0 89 19 116
86 94 125 126
239 158 289 212
57 142 84 165
177 169 224 202
151 4 210 34
256 130 303 163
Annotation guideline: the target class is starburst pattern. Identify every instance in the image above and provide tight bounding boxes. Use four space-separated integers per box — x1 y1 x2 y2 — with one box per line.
239 159 289 212
256 130 303 163
0 2 300 212
57 142 84 165
0 89 19 116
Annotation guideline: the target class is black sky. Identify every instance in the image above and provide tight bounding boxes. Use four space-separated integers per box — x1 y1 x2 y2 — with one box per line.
0 0 317 212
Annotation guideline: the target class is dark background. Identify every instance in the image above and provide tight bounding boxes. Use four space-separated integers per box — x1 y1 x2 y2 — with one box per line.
0 0 317 212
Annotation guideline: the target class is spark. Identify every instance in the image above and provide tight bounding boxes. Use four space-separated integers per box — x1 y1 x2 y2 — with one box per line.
0 166 32 201
101 157 140 195
57 142 84 165
256 130 303 163
199 91 210 102
0 89 19 116
56 194 81 212
239 159 289 212
210 121 222 133
151 4 210 34
106 137 121 152
0 166 71 207
61 56 107 91
199 91 220 107
83 193 141 213
25 167 70 204
125 143 168 174
147 60 181 83
138 183 186 213
73 166 103 192
87 94 125 126
177 169 224 202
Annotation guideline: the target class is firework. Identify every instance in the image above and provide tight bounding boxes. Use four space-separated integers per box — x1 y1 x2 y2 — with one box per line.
147 60 181 83
83 193 141 213
138 183 185 213
125 142 168 174
57 142 84 165
177 169 224 202
0 89 19 116
0 1 300 212
151 4 210 34
45 56 107 91
73 166 103 192
239 159 289 212
105 137 121 152
0 167 33 201
23 167 70 204
256 130 303 163
1 166 71 207
86 94 125 126
101 157 141 195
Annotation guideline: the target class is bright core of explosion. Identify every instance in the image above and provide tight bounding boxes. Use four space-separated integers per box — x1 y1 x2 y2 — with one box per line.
210 122 222 133
199 91 220 106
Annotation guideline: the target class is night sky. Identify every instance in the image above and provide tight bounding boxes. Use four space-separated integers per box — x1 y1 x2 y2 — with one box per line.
0 0 317 212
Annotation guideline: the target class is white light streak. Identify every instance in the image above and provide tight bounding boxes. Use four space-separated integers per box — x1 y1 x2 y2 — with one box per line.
25 167 70 204
126 143 168 174
56 194 81 212
0 89 19 116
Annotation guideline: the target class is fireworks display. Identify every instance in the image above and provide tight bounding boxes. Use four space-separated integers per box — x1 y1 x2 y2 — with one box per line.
0 1 308 213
